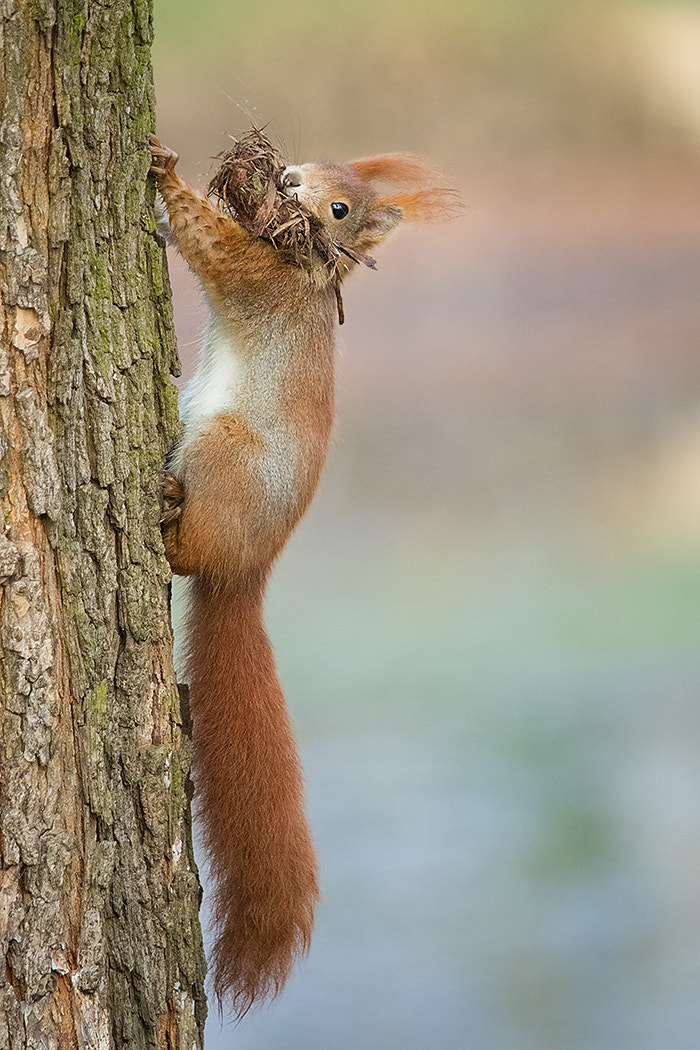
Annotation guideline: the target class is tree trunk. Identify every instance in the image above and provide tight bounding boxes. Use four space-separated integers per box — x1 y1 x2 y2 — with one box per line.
0 2 207 1047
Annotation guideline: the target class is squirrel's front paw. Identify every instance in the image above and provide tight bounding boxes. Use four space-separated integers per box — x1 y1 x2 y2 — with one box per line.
149 135 179 179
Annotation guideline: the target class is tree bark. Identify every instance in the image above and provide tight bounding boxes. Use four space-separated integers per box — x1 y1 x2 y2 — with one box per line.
0 2 207 1047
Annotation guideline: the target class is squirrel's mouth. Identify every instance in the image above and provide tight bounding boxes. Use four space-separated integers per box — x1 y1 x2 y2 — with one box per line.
280 167 304 195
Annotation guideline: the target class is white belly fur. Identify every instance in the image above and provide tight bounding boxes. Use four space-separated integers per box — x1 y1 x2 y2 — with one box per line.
179 319 245 436
176 317 299 509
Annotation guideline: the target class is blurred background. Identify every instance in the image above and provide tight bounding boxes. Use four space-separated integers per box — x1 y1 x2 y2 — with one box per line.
154 2 700 1047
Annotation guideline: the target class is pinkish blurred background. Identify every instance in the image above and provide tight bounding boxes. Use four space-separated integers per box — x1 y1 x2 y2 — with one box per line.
154 2 700 1047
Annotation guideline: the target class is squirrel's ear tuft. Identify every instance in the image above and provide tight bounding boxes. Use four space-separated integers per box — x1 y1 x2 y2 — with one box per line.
349 154 440 188
349 154 462 225
355 190 462 253
381 188 463 224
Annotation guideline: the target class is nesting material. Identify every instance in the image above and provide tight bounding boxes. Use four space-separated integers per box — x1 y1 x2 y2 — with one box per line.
207 129 339 273
207 128 374 323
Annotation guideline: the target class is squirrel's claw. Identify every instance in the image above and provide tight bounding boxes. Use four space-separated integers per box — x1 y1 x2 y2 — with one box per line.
149 134 179 179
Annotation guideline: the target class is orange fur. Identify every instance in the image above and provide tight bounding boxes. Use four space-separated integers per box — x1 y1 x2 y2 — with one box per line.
350 152 440 186
149 134 458 1016
187 570 318 1016
378 188 463 223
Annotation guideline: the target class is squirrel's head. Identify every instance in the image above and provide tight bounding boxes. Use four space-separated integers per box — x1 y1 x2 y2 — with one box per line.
280 154 460 261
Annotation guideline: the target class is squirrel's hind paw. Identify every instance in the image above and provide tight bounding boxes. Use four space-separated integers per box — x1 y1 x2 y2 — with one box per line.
161 469 185 529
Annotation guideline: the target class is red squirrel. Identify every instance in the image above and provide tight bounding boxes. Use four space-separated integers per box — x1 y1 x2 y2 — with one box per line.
149 134 456 1016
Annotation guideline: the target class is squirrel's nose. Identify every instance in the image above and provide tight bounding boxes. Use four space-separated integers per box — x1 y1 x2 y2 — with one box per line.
281 167 303 191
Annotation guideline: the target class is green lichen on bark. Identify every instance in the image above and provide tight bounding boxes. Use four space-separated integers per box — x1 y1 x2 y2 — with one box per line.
0 2 206 1047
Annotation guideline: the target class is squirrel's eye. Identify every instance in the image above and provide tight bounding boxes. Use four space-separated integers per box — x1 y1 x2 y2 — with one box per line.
331 202 350 220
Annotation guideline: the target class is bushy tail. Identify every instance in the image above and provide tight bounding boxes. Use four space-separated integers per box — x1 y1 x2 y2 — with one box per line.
186 570 319 1016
